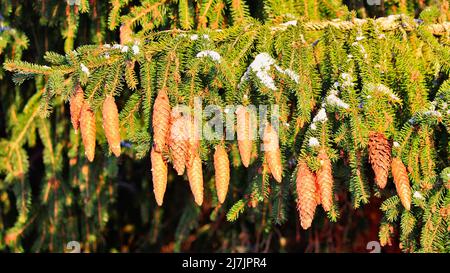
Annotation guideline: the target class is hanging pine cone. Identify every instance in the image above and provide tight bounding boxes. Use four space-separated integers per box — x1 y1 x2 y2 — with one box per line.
391 157 411 210
102 96 121 157
214 145 230 204
80 102 96 162
186 115 200 167
236 106 253 167
169 112 188 175
69 85 84 132
296 160 317 230
150 146 167 206
263 123 282 183
316 149 334 212
368 132 391 189
187 153 204 206
152 88 171 152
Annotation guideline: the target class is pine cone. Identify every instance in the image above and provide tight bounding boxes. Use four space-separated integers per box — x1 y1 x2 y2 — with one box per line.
236 106 253 167
187 153 204 206
263 123 282 183
169 112 188 175
214 145 230 204
152 89 171 152
102 96 121 157
391 157 411 210
316 149 334 212
151 146 167 206
186 116 200 167
80 102 96 162
69 85 84 132
368 132 391 189
296 160 317 230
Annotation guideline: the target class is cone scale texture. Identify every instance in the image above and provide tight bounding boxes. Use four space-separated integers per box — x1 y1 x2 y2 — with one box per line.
368 132 391 189
296 160 317 230
187 153 204 206
263 123 282 183
214 145 230 204
316 150 334 212
186 116 200 168
169 112 189 175
151 146 167 206
102 96 121 157
69 85 84 132
80 102 96 162
152 89 171 152
236 107 253 168
392 157 411 210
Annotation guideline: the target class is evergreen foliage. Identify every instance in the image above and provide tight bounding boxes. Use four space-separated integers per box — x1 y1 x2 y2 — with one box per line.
0 0 449 252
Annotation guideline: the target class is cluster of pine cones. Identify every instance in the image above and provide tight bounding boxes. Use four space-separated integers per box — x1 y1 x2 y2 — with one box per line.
69 85 121 161
368 132 411 211
69 87 411 230
150 89 283 206
296 150 333 230
297 132 411 230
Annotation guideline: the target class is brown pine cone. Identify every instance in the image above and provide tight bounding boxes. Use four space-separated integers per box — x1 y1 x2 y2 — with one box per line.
296 160 317 230
185 115 200 167
316 149 334 212
214 145 230 203
263 123 282 183
152 89 171 152
151 147 168 206
236 106 253 167
102 96 121 157
80 102 96 162
69 85 84 132
187 153 204 206
368 132 391 189
169 112 189 175
391 157 411 210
